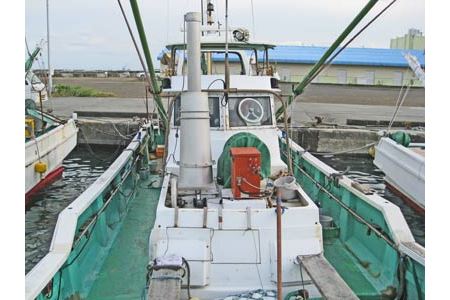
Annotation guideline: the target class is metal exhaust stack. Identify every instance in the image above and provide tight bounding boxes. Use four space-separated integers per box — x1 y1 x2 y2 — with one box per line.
178 12 214 190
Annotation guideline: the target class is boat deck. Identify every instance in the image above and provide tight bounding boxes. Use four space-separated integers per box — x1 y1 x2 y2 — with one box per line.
87 175 160 299
324 237 379 299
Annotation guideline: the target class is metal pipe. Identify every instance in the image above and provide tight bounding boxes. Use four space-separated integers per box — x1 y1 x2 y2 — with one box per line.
129 0 169 128
186 13 202 92
276 194 283 300
179 12 214 190
201 0 204 29
275 0 378 120
46 0 52 96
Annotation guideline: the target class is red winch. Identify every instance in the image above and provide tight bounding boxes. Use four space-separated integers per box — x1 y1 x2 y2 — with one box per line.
230 147 261 198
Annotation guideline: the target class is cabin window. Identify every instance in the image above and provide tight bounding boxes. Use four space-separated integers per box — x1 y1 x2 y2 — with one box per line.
228 96 272 127
206 52 245 75
173 96 220 127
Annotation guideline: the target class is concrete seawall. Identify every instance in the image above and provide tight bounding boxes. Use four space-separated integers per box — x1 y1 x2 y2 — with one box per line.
76 118 425 156
291 127 425 154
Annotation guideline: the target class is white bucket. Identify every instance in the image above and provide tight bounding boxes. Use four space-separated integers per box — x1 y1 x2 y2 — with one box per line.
149 160 158 173
274 176 297 200
319 215 333 228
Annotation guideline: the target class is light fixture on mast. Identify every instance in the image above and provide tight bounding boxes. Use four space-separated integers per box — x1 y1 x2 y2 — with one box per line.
207 0 215 25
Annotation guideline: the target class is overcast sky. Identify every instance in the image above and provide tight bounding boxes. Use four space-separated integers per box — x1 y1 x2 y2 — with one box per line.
25 0 424 70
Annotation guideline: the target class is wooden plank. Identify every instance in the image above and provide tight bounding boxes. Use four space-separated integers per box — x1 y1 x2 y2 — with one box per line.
148 269 183 300
297 254 359 300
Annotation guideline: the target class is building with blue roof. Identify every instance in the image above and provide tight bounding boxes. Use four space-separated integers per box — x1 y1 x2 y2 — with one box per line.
267 46 424 68
266 45 424 86
159 45 425 87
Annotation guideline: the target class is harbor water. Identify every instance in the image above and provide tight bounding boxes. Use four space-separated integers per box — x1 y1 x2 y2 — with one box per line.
25 145 123 273
25 149 424 273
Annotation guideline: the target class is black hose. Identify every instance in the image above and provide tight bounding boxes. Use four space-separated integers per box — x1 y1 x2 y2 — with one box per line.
181 257 191 299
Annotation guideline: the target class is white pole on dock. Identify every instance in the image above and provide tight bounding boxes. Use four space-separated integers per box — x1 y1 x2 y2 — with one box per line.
46 0 52 96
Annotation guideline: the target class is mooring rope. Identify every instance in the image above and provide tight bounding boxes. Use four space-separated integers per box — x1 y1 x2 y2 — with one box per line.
309 142 376 156
387 83 412 134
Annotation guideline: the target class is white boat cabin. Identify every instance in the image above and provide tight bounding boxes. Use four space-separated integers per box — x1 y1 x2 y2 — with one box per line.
149 34 323 298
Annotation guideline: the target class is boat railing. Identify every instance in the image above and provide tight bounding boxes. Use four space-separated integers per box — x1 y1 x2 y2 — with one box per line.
279 131 419 247
25 128 149 300
278 131 424 298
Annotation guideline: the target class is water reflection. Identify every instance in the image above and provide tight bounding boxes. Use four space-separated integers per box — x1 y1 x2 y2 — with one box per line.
25 145 122 273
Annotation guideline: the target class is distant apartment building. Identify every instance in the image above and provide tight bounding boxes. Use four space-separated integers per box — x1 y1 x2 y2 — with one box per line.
390 28 425 51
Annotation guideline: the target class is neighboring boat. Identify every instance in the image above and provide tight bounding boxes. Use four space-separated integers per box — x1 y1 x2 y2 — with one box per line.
25 40 48 104
25 2 424 300
374 134 425 215
25 43 78 206
372 50 425 215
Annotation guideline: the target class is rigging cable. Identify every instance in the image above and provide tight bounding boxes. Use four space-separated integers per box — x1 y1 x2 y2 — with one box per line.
79 127 125 162
303 0 398 89
117 0 157 116
387 83 412 134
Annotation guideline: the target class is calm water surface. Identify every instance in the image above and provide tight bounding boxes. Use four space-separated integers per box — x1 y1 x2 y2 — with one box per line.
319 154 425 246
26 149 424 273
25 145 122 273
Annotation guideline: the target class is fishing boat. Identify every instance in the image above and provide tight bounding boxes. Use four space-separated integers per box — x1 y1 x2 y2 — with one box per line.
25 43 78 206
25 41 48 104
373 53 425 215
374 134 425 215
25 1 424 299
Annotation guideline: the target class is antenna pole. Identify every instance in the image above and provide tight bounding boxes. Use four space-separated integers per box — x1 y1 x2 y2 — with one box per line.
224 0 229 103
201 0 204 26
46 0 52 97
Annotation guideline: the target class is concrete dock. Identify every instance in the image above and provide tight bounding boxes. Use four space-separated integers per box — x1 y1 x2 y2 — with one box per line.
45 97 424 126
44 82 425 154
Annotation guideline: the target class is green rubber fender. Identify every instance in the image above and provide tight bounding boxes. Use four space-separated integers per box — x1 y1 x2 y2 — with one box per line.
217 132 271 187
389 131 411 147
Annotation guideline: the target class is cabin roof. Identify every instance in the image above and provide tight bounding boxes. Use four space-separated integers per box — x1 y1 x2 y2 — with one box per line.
165 41 276 51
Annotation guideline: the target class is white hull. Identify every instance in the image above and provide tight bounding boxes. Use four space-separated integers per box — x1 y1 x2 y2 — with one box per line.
150 171 323 299
25 119 78 194
374 137 425 211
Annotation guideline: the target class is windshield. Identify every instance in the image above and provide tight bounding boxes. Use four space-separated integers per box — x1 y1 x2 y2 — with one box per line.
173 96 220 128
228 96 272 127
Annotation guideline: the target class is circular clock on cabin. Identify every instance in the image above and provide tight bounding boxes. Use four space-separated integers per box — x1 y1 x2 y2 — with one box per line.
237 98 264 125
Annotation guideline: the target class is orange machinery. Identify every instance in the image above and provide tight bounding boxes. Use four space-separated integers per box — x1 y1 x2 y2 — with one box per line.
230 147 261 198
